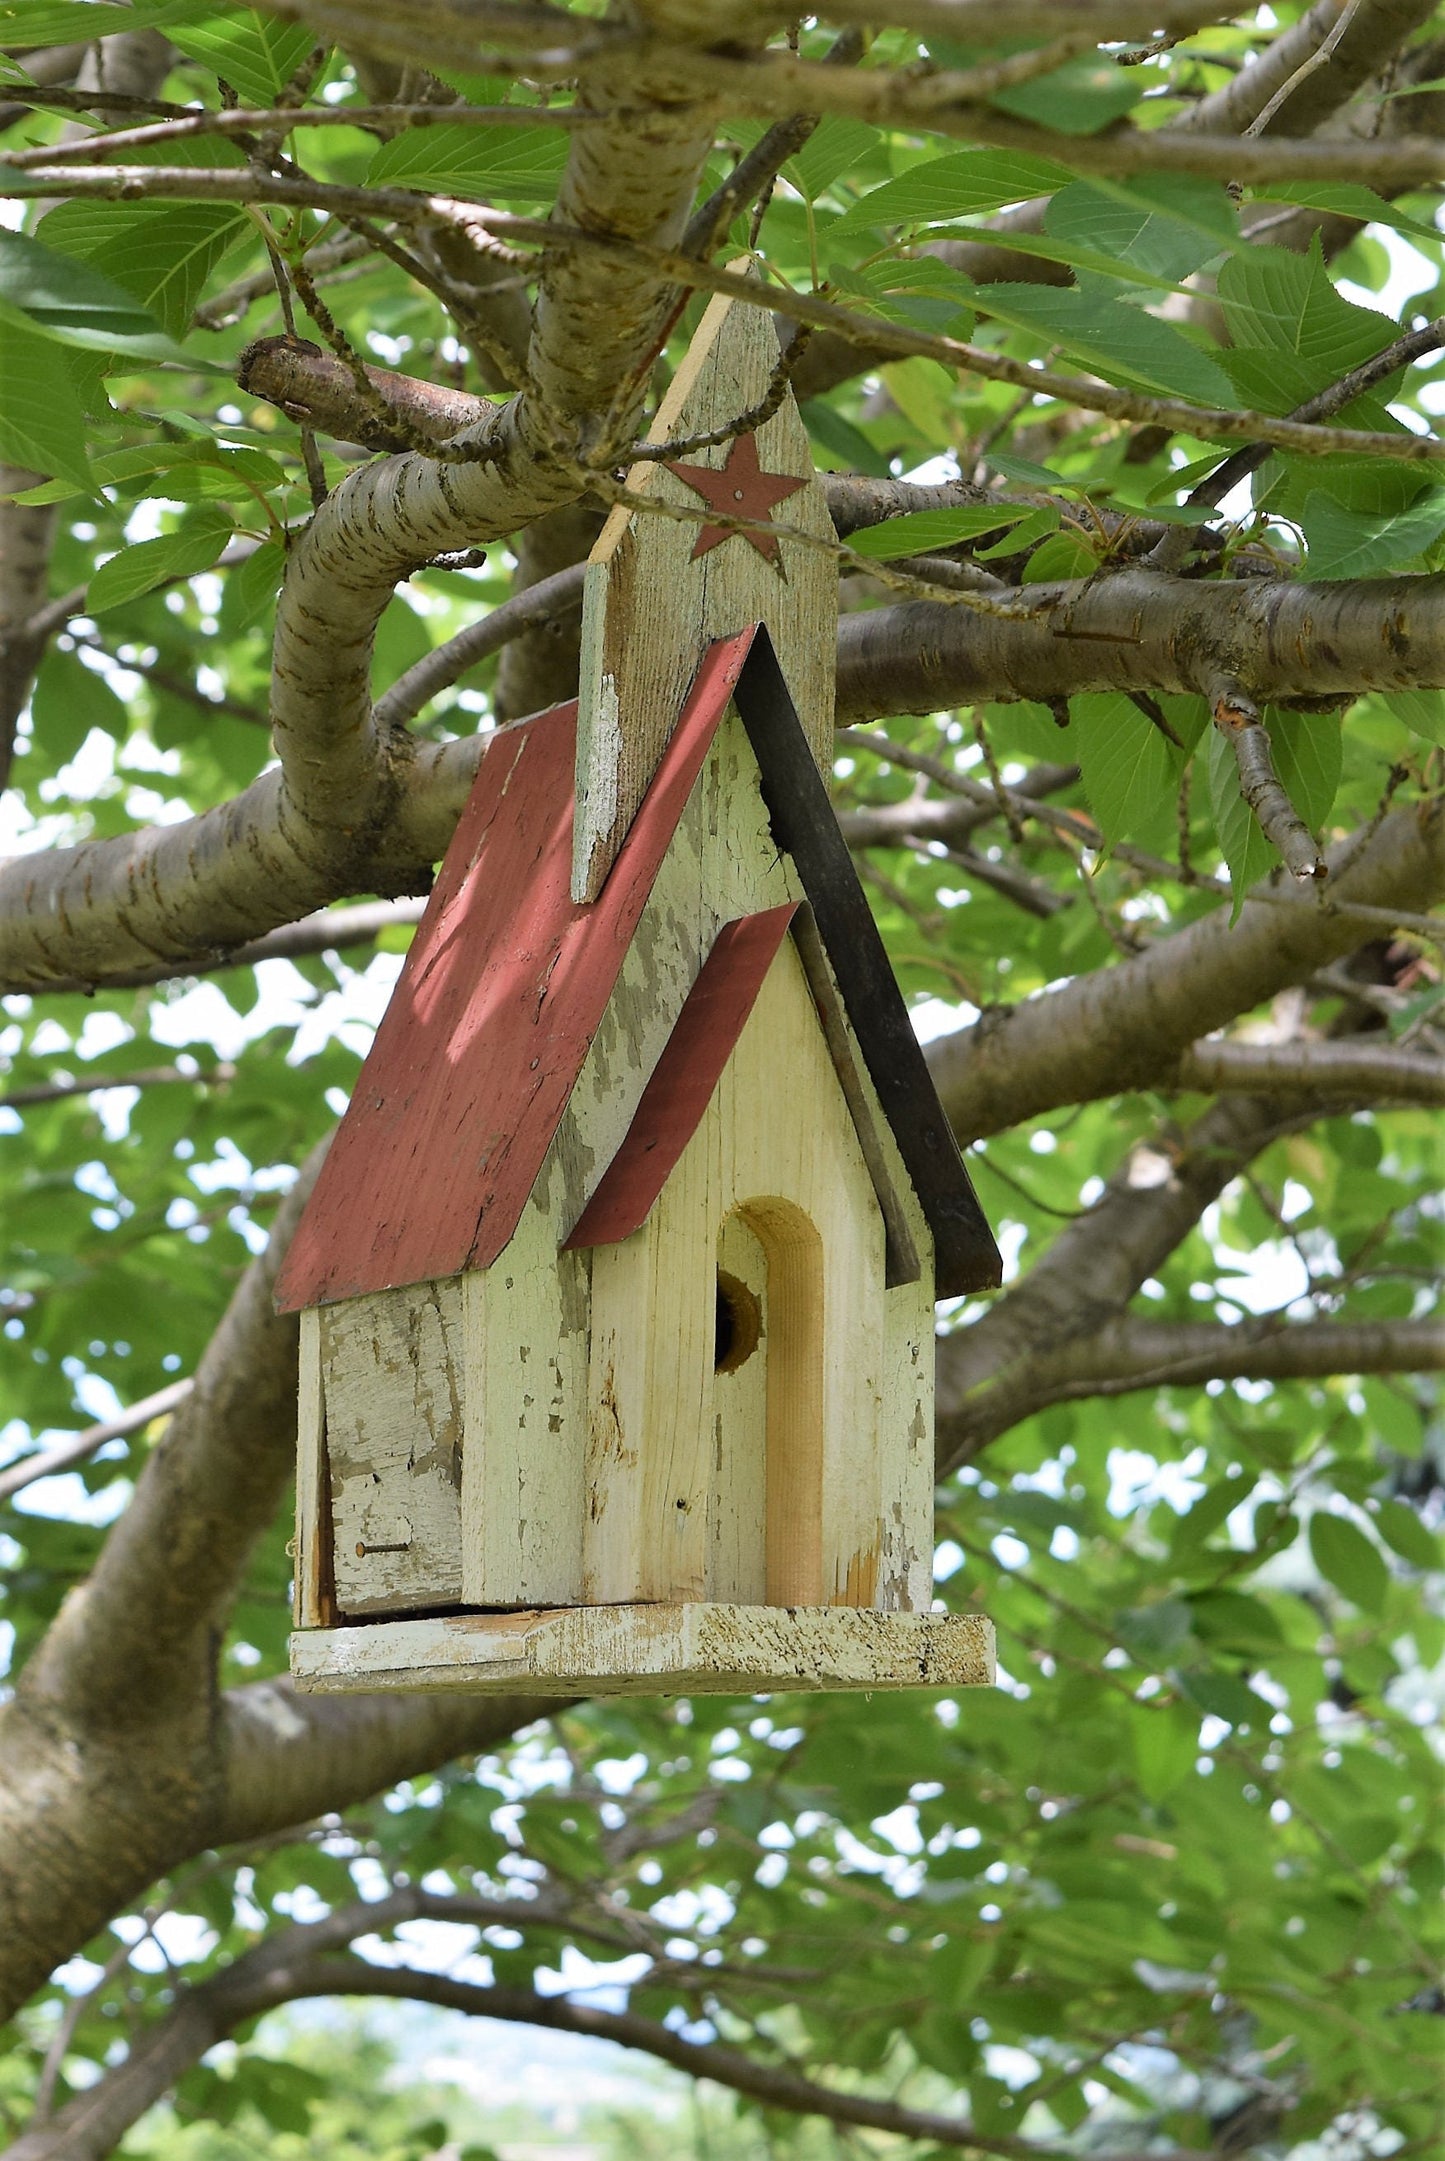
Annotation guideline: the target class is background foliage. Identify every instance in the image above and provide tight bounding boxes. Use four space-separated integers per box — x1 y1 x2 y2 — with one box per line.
1 3 1442 2158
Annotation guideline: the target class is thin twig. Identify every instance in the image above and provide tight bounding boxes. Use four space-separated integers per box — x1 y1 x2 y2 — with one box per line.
1148 313 1445 569
1244 0 1364 137
632 324 814 459
1 1061 236 1110
1212 684 1326 881
0 100 596 169
0 1381 193 1506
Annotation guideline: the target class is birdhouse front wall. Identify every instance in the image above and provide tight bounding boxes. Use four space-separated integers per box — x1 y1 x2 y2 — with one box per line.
582 930 933 1614
295 706 937 1633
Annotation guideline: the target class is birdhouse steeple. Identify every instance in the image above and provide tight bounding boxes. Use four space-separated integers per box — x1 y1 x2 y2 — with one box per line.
573 280 839 900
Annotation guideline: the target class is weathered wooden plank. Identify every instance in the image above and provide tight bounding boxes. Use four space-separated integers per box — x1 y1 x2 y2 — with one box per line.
323 1280 464 1617
717 935 887 1608
711 1210 769 1605
461 1198 587 1608
291 1605 996 1696
293 1305 332 1627
585 1126 717 1604
574 284 837 901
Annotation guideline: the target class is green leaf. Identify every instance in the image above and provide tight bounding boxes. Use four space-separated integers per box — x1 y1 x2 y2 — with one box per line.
991 51 1144 135
972 276 1237 408
1302 490 1445 579
799 398 891 476
1373 1499 1443 1572
974 503 1060 557
168 10 317 107
831 149 1071 232
1071 693 1184 847
1382 688 1445 745
1020 530 1098 583
1178 1669 1268 1728
222 539 286 629
0 311 92 486
1309 1512 1389 1614
785 116 880 201
1216 241 1396 378
37 199 247 339
829 257 975 337
0 0 192 43
1251 183 1442 249
1128 1702 1199 1801
366 124 569 201
1044 175 1240 282
847 504 1033 560
86 509 232 613
0 231 190 363
31 645 130 759
985 450 1086 495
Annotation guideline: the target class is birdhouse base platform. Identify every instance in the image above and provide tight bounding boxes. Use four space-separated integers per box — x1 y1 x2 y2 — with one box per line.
289 1605 995 1697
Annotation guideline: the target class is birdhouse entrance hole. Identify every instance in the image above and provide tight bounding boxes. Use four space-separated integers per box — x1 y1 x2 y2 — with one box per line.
714 1270 760 1373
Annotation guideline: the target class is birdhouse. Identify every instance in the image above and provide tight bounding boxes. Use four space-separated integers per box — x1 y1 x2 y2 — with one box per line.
277 289 1002 1697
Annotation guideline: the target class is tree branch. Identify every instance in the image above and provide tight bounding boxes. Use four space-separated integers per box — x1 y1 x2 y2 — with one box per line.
4 1885 1208 2161
1176 1037 1445 1102
836 573 1445 721
1177 0 1439 138
937 1092 1322 1474
212 1683 557 1847
926 800 1445 1143
18 1147 325 1727
1 80 721 989
941 1313 1445 1460
0 1381 193 1507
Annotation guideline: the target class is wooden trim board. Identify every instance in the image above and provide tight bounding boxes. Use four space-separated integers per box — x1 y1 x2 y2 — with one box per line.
290 1605 995 1696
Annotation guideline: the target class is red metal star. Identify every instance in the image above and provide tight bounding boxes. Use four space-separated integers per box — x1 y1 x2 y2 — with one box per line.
665 432 807 565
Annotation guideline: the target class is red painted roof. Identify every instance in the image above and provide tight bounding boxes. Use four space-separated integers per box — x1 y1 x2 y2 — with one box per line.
274 630 756 1312
564 904 799 1252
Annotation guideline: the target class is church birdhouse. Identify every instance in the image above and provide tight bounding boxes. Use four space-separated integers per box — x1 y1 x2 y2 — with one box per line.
277 290 1002 1696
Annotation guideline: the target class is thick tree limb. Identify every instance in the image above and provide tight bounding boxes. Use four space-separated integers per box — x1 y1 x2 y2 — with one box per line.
246 0 1445 187
212 1683 556 1847
836 574 1445 721
1177 0 1439 137
1 81 720 989
8 567 1443 993
926 800 1445 1143
17 1150 324 1727
0 1152 318 2022
0 472 58 792
492 505 602 720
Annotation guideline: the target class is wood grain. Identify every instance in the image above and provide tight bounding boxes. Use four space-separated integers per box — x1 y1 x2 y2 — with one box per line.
322 1280 464 1617
291 1605 996 1696
573 280 837 901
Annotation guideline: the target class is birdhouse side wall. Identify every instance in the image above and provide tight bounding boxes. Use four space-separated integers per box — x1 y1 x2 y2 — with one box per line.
295 1278 466 1623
